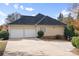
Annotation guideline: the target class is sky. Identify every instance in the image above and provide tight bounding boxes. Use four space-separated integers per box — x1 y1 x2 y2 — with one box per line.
0 3 72 25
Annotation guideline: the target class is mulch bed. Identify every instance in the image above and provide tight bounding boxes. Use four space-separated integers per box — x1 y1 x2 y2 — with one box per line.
0 51 4 56
41 36 66 41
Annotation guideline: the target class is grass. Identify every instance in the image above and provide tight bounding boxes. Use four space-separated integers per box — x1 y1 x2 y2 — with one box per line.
0 40 7 56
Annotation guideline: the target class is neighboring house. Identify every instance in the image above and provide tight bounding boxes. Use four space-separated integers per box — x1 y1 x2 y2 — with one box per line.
8 13 66 39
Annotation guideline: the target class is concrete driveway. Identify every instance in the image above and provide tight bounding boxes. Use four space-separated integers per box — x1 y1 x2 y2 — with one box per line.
3 38 77 56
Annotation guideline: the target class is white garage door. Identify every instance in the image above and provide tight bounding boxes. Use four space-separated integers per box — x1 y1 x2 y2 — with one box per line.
24 29 36 37
9 29 24 38
9 28 36 38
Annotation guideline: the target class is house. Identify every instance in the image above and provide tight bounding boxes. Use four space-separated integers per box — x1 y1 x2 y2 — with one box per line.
8 13 66 39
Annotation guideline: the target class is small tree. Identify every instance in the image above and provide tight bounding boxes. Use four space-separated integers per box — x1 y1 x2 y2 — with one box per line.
58 13 64 21
6 12 21 23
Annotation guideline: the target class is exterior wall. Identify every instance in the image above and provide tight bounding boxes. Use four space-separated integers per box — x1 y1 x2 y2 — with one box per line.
36 25 64 36
8 25 64 38
45 26 64 36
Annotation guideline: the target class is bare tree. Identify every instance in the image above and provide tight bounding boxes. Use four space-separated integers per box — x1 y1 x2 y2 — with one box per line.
6 12 21 23
69 3 79 19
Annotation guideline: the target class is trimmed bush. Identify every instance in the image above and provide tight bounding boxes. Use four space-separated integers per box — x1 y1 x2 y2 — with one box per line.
0 31 9 40
37 31 44 38
71 37 79 48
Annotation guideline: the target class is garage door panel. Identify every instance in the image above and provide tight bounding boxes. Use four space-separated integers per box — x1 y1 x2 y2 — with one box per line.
24 29 36 37
9 29 24 38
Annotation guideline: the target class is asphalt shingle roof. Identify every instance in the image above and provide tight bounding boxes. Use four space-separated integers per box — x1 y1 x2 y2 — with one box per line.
38 16 65 25
10 13 65 25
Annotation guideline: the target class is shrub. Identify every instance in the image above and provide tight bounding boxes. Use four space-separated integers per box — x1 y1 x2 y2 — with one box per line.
75 32 79 36
0 31 9 40
71 37 79 48
64 25 75 41
37 31 44 38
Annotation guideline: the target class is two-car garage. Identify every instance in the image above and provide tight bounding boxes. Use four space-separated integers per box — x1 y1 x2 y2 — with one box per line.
9 25 37 39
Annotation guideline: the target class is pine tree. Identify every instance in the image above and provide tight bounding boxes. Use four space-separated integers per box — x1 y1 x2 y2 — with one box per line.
67 13 73 25
77 11 79 19
68 13 73 20
58 13 63 21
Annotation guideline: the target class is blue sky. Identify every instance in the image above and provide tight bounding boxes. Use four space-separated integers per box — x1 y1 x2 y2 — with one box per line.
0 3 72 25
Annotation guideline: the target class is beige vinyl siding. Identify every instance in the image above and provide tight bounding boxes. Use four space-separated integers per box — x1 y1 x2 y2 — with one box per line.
36 25 64 36
45 26 64 36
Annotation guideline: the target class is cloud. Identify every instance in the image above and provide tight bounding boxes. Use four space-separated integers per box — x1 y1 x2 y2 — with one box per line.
13 4 19 9
0 11 7 25
25 7 34 11
0 19 5 25
20 5 24 10
61 10 70 17
4 3 9 6
0 11 6 16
